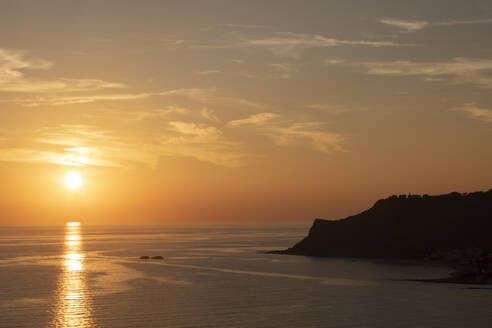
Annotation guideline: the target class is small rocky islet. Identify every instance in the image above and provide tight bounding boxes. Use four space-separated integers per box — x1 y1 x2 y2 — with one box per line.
139 255 164 260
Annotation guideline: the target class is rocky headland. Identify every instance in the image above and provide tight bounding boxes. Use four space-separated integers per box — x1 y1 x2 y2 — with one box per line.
277 189 492 283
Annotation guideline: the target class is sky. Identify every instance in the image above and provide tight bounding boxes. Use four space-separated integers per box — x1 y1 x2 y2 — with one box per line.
1 0 492 225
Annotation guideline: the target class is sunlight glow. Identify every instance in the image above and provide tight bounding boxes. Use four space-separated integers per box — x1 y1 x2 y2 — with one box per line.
66 235 80 241
65 172 82 190
65 259 83 271
54 222 93 327
65 253 83 260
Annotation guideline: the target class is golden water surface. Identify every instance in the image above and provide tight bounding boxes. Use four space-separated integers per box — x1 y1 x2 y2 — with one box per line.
53 222 92 327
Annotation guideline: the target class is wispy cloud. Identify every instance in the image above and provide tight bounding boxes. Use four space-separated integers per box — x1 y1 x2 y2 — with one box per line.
196 70 221 75
0 48 52 72
163 122 244 167
379 18 429 33
324 58 345 65
240 32 399 58
0 125 154 168
267 122 345 154
435 18 492 26
451 103 492 123
365 58 492 88
380 17 492 33
135 106 191 121
159 88 265 109
269 63 297 79
200 107 220 122
329 57 492 89
8 87 264 109
35 125 155 167
161 38 186 50
228 112 279 127
0 49 124 93
228 113 345 154
0 109 346 168
0 122 246 168
185 32 399 58
10 93 151 107
218 23 271 29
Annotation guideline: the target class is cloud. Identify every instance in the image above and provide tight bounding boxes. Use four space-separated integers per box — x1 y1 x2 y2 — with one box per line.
35 125 155 167
10 93 151 107
159 88 265 109
0 49 124 93
0 122 245 168
162 122 244 167
228 112 279 127
0 125 155 168
196 70 220 75
218 23 271 29
200 107 220 122
8 87 264 109
161 38 186 50
324 58 345 65
228 113 345 154
380 17 492 33
435 18 492 26
266 122 345 154
380 18 429 33
240 32 399 58
451 103 492 123
355 57 492 89
0 48 52 73
0 147 73 167
0 109 346 168
186 32 399 58
269 63 297 79
135 106 190 121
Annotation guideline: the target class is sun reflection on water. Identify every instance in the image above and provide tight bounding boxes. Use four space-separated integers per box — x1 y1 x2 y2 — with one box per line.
53 222 92 327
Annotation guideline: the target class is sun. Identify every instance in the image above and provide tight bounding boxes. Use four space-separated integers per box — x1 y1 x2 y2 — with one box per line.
65 172 82 190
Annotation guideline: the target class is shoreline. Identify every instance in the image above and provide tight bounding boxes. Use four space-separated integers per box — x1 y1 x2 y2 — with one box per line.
403 278 492 286
267 250 492 286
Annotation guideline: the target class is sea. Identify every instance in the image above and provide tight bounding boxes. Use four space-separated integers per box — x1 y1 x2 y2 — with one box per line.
0 224 491 328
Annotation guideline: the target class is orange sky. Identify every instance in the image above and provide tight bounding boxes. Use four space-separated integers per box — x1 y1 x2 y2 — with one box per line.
1 1 492 225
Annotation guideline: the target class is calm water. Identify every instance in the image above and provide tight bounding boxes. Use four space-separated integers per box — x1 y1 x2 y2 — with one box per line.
0 225 491 328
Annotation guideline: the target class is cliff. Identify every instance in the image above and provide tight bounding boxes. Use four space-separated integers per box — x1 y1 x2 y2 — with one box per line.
284 189 492 258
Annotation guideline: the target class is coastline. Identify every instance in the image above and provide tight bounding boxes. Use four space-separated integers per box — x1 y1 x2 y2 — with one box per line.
267 250 492 286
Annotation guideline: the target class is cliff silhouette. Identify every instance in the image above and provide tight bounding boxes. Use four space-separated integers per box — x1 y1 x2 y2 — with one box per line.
283 189 492 258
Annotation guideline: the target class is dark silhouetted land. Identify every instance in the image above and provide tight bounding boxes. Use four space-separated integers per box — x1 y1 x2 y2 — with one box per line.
275 189 492 283
281 189 492 259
